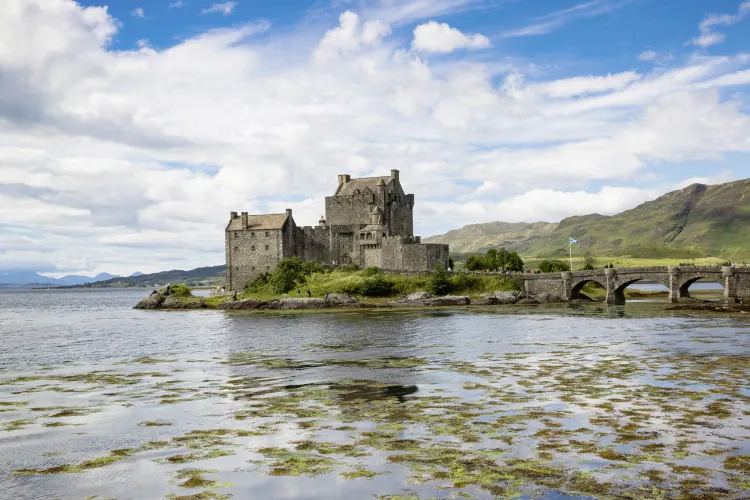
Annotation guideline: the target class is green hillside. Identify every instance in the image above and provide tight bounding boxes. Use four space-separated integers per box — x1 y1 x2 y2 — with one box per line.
428 179 750 260
423 221 557 253
75 265 225 288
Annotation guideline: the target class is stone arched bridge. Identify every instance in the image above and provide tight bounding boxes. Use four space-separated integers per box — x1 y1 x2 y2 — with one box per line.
521 266 750 305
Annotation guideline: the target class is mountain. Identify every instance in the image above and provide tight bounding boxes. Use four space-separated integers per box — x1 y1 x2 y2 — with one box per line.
0 271 61 286
78 265 225 288
130 271 144 277
424 222 558 254
1 271 122 287
427 179 750 260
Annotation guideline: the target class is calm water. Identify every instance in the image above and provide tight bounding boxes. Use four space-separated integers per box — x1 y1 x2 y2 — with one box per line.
0 289 748 499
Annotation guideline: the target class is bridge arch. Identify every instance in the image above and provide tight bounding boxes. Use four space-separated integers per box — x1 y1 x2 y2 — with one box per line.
678 275 724 300
570 278 607 300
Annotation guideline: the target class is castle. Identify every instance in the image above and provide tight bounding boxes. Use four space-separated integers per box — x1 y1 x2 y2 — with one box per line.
225 170 449 291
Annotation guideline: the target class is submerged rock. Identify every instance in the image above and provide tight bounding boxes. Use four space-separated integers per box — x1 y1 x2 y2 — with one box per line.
516 297 541 305
471 297 498 305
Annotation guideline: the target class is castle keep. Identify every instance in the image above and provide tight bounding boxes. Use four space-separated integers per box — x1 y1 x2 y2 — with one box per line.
225 170 449 291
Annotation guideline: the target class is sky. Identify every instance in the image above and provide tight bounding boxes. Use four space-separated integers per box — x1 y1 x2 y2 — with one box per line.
1 0 750 277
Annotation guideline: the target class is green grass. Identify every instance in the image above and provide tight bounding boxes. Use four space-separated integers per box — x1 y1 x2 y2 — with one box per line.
520 255 729 271
244 268 520 300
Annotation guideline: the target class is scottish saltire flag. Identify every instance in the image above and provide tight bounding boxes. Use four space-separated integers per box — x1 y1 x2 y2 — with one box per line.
569 237 579 245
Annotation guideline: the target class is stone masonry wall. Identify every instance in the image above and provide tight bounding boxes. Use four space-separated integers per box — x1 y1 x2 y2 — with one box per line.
325 193 376 227
296 226 330 264
227 228 284 291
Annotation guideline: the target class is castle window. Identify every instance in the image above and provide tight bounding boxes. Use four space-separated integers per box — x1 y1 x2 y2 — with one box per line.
233 246 238 251
265 245 269 251
251 246 255 251
233 232 238 239
251 232 255 237
265 231 269 237
252 266 255 271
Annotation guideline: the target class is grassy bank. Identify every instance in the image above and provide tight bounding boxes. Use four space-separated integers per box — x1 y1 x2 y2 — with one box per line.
520 255 731 271
245 266 521 300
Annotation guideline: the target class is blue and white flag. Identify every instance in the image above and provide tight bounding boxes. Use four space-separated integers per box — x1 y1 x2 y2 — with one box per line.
569 237 579 245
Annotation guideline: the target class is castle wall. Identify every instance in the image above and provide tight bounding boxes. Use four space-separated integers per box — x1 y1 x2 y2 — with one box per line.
362 246 383 268
377 237 449 272
227 228 285 290
325 192 376 226
386 194 414 237
296 226 330 264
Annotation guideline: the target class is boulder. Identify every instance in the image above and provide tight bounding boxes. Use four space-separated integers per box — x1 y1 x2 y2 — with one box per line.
406 291 432 301
261 298 330 310
325 293 359 306
134 292 165 309
535 293 565 304
219 298 263 310
471 297 498 305
494 291 519 304
425 295 470 306
516 297 541 305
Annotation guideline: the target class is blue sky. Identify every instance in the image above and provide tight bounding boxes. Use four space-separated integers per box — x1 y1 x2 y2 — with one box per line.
1 0 750 275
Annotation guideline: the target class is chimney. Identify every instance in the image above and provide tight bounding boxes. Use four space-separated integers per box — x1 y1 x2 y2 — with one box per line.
241 212 248 229
337 174 351 186
286 208 292 219
390 169 399 181
230 211 238 219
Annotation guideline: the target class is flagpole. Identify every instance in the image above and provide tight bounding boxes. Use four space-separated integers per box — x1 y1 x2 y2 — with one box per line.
569 240 573 271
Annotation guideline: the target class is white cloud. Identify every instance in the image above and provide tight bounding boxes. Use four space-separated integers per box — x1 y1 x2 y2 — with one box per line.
201 2 237 16
412 21 490 53
502 0 619 38
1 0 750 275
132 7 145 19
638 50 657 61
169 0 184 9
528 72 641 98
690 1 750 47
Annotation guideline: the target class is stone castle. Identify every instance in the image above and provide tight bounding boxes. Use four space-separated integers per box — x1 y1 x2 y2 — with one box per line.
225 170 449 291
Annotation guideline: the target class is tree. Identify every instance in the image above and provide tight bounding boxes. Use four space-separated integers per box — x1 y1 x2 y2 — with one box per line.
582 251 597 271
448 257 455 270
506 251 524 272
465 254 486 271
497 248 508 270
268 257 305 294
429 262 451 295
539 259 570 273
485 249 498 271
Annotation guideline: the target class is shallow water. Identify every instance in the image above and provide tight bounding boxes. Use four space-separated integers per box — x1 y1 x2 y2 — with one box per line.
0 289 748 499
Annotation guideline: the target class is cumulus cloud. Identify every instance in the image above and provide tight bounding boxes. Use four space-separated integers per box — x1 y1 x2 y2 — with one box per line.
1 0 750 275
132 7 145 19
691 1 750 47
202 2 237 16
169 1 184 8
411 21 490 53
638 50 657 61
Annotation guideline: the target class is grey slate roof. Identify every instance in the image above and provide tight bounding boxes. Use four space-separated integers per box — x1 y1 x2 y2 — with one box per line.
226 213 288 231
335 176 392 196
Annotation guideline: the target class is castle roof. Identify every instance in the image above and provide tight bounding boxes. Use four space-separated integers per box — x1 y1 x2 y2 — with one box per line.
227 213 288 231
335 176 392 196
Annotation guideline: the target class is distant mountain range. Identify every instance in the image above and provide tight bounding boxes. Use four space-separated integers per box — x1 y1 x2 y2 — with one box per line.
0 271 144 287
425 179 750 260
73 266 225 288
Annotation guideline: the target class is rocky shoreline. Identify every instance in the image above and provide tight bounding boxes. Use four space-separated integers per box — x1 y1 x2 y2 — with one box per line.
134 289 573 311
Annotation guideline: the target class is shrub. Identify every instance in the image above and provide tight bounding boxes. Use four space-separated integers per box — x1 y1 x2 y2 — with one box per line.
582 251 597 271
539 259 571 273
268 257 305 294
166 284 192 297
245 272 270 293
361 266 382 277
428 263 451 295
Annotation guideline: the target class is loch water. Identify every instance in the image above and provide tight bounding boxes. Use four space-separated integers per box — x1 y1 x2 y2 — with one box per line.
0 289 748 499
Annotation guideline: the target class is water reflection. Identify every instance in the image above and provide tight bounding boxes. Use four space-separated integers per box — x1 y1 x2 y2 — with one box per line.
0 289 748 499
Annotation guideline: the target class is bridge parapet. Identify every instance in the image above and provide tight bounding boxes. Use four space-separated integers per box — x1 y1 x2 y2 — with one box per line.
521 265 749 305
